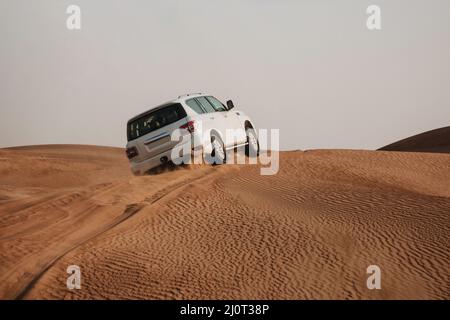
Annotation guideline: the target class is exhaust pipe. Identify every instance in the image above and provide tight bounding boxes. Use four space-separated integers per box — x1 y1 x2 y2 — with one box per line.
160 156 168 163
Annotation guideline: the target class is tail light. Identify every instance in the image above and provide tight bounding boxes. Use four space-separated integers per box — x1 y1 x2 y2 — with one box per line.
180 120 195 133
126 146 138 159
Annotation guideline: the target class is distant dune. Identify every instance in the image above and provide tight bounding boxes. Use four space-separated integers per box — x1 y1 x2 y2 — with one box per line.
379 126 450 154
0 145 449 300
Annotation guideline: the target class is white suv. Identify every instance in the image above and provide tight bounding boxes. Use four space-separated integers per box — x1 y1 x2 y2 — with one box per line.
126 93 259 175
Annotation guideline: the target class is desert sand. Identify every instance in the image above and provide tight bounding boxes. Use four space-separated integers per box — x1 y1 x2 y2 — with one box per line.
379 126 450 154
0 144 449 299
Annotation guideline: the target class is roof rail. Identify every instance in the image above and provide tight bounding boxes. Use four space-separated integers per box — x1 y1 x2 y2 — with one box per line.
178 93 203 99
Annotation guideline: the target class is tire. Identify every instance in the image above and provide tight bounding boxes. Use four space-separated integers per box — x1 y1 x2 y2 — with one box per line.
245 127 259 157
209 133 226 165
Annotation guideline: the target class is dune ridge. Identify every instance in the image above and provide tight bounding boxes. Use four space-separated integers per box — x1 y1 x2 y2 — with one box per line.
379 126 450 154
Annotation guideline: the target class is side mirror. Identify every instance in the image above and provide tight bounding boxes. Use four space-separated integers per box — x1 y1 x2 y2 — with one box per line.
226 100 235 110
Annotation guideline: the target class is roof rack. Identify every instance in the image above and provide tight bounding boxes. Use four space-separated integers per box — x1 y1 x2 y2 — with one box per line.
177 93 203 99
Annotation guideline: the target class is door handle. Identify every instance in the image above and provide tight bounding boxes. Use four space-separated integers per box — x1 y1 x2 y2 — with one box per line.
210 116 214 120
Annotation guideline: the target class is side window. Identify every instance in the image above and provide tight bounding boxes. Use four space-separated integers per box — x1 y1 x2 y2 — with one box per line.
196 97 216 113
206 96 227 112
186 98 205 114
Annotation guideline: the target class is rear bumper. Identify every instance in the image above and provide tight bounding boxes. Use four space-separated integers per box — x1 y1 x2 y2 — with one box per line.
129 148 174 175
128 131 214 175
129 139 202 176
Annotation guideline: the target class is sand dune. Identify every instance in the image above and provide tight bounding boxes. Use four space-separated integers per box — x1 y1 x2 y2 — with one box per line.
379 126 450 154
0 145 449 299
0 145 213 299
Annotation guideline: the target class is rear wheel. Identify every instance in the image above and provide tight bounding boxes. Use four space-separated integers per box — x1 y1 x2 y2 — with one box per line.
210 134 226 165
245 128 259 157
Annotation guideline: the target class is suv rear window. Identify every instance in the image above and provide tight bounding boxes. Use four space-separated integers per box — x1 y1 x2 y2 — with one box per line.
127 103 187 141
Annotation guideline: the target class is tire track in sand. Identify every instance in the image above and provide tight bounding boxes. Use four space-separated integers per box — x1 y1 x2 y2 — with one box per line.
14 166 216 300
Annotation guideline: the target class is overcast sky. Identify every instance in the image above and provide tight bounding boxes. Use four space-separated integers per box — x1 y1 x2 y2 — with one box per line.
1 0 449 150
